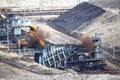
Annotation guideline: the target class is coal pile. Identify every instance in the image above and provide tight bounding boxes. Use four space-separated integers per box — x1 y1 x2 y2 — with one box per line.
52 2 105 32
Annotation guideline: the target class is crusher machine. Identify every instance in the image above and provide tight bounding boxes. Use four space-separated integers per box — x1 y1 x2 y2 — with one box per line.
34 34 106 71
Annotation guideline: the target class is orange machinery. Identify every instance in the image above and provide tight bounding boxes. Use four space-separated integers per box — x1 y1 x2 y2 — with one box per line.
28 24 45 47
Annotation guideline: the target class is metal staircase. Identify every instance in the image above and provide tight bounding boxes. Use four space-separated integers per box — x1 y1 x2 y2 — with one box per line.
39 46 73 67
36 45 76 68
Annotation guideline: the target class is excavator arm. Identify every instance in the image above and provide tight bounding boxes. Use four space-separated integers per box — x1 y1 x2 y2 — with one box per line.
28 24 45 46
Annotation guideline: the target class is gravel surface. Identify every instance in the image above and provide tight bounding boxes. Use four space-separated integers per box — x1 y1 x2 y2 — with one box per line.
0 50 120 80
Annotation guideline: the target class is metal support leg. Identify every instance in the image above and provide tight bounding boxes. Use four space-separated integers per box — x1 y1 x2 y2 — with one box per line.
64 60 67 70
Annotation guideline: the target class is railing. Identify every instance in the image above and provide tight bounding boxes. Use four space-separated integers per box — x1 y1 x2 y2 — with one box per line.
0 48 41 55
17 9 70 16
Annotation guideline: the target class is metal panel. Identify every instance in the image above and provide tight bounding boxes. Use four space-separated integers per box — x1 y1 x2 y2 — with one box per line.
14 27 21 35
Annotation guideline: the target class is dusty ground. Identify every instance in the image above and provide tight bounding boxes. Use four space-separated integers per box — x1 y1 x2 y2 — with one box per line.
0 61 120 80
0 49 120 80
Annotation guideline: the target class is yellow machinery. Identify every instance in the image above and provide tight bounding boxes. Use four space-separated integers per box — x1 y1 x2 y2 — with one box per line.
16 24 44 49
0 8 11 12
17 39 28 49
28 24 45 47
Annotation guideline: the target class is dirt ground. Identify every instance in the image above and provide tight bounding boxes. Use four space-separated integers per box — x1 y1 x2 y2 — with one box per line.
0 60 120 80
0 50 120 80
